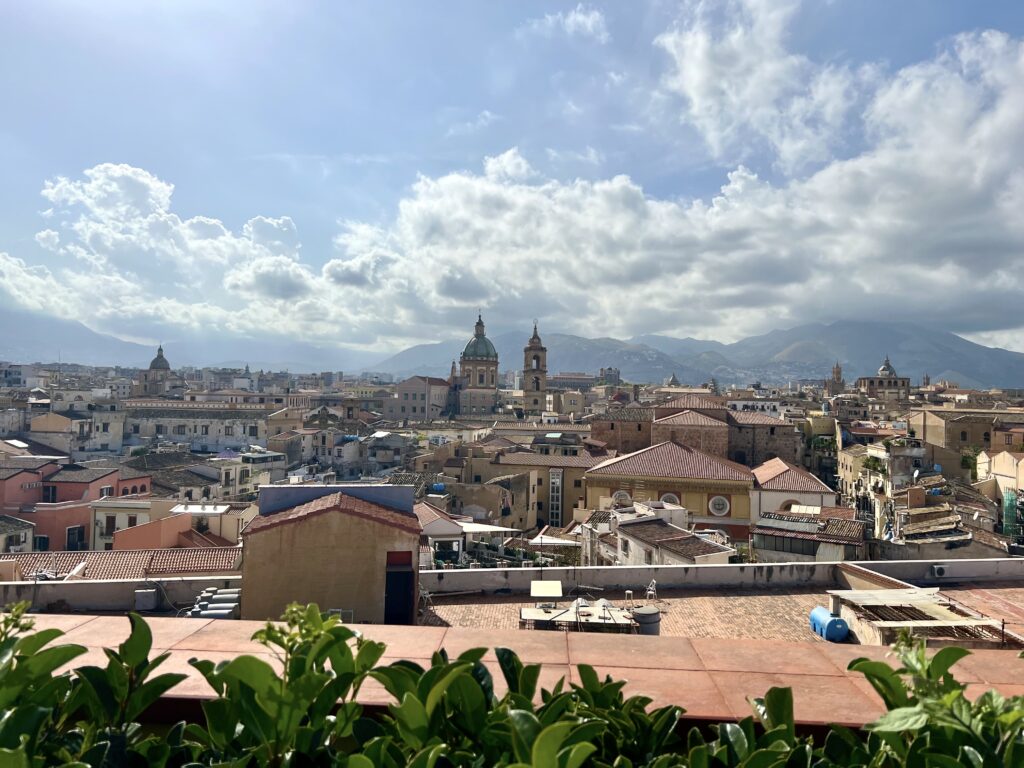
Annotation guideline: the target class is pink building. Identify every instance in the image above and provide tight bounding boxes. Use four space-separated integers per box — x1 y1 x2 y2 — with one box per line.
0 458 62 515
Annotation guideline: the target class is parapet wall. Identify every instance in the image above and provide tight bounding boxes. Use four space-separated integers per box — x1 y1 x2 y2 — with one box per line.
0 575 241 613
420 561 839 595
861 557 1024 585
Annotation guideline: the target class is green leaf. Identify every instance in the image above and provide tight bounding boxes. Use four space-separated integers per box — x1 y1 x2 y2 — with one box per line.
217 655 279 697
125 672 187 721
868 705 928 733
562 742 597 768
531 721 573 768
13 628 64 656
929 647 970 681
75 665 118 720
496 647 525 694
424 662 470 716
576 664 599 693
456 647 487 664
720 722 749 762
120 613 153 668
391 692 429 748
508 709 542 763
742 749 789 768
0 746 30 768
20 644 87 680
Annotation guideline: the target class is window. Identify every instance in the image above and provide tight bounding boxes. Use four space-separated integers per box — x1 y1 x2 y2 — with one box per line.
201 425 209 435
769 427 776 436
1007 435 1014 445
573 479 582 488
637 424 642 431
960 431 968 442
403 393 408 400
478 373 484 385
537 477 543 486
621 539 630 556
610 423 615 431
473 475 481 483
102 422 109 433
121 487 130 496
708 495 731 516
155 424 165 435
104 515 116 536
174 425 187 435
65 526 85 550
132 424 140 434
127 515 137 527
225 426 234 436
983 432 990 443
401 406 406 413
139 484 147 493
248 426 258 437
660 493 680 505
100 485 113 498
644 549 653 565
33 535 48 552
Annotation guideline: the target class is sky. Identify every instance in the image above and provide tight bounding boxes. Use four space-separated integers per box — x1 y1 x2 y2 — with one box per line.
1 0 1024 362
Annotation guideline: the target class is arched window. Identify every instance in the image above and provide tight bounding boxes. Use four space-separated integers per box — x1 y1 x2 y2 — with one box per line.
532 377 541 392
780 499 799 511
121 487 130 496
130 485 138 494
660 493 680 505
478 372 484 385
202 487 211 499
612 490 631 507
139 484 147 493
532 355 541 370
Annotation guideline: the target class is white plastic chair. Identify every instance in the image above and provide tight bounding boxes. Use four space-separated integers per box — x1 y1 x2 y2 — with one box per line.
645 579 657 602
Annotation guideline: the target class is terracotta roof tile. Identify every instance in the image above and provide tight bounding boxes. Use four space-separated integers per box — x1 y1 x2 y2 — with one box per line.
587 442 753 482
658 394 727 411
653 410 727 427
753 458 833 492
414 501 455 527
493 452 608 468
1 548 241 580
618 519 733 560
244 492 421 537
727 411 791 426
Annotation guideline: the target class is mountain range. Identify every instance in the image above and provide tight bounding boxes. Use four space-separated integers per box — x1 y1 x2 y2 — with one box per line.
3 305 1023 388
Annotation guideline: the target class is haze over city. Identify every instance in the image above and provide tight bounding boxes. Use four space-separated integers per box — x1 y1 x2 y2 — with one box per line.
2 1 1024 364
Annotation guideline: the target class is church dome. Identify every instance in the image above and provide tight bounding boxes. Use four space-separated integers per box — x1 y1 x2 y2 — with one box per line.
877 355 896 377
149 345 170 371
462 314 498 361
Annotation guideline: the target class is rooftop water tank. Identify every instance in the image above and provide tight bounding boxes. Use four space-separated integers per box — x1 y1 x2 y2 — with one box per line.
632 605 661 636
431 483 446 493
809 605 849 643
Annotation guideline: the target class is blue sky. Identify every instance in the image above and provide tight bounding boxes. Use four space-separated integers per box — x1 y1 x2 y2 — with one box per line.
2 0 1024 360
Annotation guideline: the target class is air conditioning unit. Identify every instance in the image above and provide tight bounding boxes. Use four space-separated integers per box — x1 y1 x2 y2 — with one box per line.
931 564 950 578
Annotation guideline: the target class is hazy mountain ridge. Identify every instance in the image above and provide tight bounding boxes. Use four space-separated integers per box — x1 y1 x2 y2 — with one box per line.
3 307 1023 388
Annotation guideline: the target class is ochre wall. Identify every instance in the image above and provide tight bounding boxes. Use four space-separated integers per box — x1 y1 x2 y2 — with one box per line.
241 511 418 623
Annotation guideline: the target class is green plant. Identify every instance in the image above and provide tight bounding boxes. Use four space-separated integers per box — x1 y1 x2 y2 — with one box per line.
1 601 1023 767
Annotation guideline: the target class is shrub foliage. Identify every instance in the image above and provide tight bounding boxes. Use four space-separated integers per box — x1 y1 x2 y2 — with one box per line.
0 601 1022 766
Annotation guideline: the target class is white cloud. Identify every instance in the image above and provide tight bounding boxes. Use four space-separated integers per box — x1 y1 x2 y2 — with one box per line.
2 26 1024 352
446 109 500 138
656 0 873 174
546 146 604 166
34 229 59 250
483 147 537 181
519 4 610 44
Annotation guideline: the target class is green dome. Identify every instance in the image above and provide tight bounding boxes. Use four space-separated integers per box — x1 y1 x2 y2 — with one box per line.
461 314 498 361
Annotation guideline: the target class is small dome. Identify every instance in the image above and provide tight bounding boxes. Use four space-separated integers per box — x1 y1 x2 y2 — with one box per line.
462 315 499 361
149 345 170 371
878 355 896 377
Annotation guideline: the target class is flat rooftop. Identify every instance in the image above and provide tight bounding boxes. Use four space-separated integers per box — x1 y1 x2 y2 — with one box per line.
423 586 830 643
30 613 1024 728
941 582 1024 636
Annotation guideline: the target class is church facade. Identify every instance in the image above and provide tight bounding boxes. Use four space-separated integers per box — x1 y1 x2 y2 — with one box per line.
448 315 500 417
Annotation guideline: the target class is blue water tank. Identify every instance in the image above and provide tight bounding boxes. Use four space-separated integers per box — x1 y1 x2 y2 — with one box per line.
809 606 849 642
431 483 446 493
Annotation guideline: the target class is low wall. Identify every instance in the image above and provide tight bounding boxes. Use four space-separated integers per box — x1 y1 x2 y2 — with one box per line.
420 561 839 595
0 575 242 612
860 557 1024 586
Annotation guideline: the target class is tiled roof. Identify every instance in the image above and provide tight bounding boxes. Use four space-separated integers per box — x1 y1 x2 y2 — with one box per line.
753 458 833 493
493 452 608 468
840 444 868 456
150 468 217 492
618 519 732 560
125 451 197 470
45 466 118 484
407 376 451 387
587 442 753 482
755 513 867 544
0 457 61 471
0 467 30 481
177 529 235 548
727 411 790 426
653 410 726 427
414 501 456 527
244 492 422 537
0 515 33 535
1 547 241 580
583 508 612 527
658 394 727 411
595 408 654 422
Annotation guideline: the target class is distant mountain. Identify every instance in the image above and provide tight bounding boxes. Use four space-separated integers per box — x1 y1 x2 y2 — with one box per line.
371 331 710 384
627 334 727 359
372 321 1024 388
0 306 379 373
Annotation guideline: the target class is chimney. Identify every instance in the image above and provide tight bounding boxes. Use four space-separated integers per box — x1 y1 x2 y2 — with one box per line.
632 384 640 403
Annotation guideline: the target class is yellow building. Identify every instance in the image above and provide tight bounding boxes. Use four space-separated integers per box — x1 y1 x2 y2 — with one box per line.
585 441 754 539
241 492 421 623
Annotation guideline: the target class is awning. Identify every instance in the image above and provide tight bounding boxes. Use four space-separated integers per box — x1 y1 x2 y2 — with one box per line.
458 522 521 534
527 534 582 547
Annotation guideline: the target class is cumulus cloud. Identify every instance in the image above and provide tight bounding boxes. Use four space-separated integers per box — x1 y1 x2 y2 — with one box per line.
2 23 1024 352
519 4 610 44
656 0 874 173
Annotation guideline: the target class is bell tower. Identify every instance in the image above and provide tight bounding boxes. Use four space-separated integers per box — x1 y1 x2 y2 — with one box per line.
523 321 547 416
